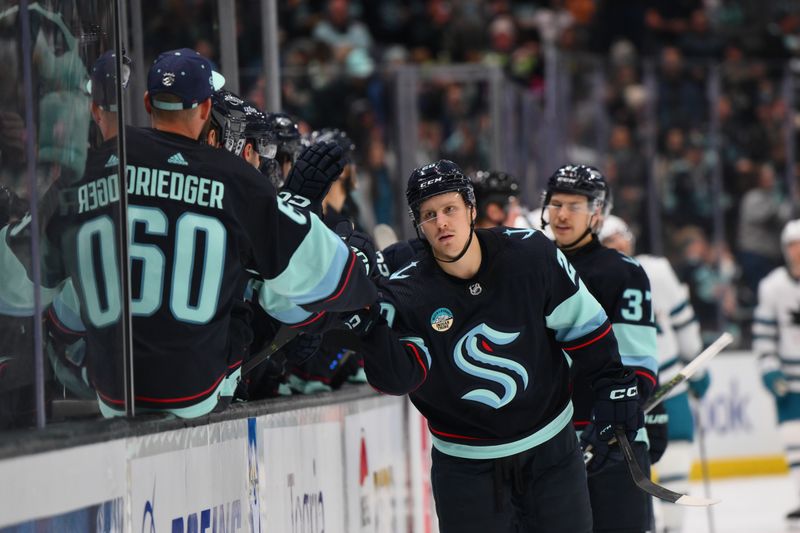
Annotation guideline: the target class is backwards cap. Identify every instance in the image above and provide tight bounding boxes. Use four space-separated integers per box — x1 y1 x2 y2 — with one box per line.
147 48 225 110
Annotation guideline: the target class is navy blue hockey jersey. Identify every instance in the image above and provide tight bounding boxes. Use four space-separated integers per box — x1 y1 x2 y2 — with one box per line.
0 126 376 414
363 227 625 459
562 237 658 429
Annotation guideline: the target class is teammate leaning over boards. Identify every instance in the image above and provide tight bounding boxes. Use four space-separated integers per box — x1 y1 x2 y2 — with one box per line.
600 214 710 533
754 219 800 522
0 48 376 418
346 160 643 533
541 165 659 533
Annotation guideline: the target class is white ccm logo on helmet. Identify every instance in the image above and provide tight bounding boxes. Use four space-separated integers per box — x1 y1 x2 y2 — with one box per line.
609 385 638 400
419 176 444 189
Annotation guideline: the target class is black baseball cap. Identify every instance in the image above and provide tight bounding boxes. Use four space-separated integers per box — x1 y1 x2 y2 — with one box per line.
86 50 132 112
147 48 225 110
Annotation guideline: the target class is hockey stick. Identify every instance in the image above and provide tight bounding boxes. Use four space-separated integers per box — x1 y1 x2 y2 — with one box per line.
614 428 720 507
643 332 733 413
241 325 299 376
585 332 733 462
694 398 718 531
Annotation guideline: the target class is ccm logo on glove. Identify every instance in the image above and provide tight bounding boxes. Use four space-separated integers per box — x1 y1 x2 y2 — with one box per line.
610 385 638 400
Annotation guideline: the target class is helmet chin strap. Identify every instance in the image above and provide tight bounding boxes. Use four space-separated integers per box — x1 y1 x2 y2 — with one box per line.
556 226 592 251
551 213 597 252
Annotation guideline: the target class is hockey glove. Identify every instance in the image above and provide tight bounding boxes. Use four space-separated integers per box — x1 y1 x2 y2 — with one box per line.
688 370 711 399
763 369 788 398
644 401 669 464
281 141 345 213
333 220 378 277
590 369 644 442
342 303 384 338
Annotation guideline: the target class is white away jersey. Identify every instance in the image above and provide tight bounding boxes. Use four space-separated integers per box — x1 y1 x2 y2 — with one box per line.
637 254 702 398
754 266 800 391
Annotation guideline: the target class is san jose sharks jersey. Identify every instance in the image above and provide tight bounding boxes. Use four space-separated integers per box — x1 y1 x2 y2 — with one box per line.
0 126 375 414
636 254 702 400
362 227 625 459
754 266 800 393
562 238 658 428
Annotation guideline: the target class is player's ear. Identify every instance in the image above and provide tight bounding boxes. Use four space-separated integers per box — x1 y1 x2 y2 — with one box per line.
198 98 212 122
143 91 152 114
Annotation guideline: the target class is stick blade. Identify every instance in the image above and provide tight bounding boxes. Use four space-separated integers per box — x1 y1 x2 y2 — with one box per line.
614 428 721 508
674 494 721 507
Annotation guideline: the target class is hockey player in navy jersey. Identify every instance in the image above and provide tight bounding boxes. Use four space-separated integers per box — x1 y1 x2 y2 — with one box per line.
0 48 376 418
754 219 800 522
542 165 659 532
348 160 644 532
600 215 709 533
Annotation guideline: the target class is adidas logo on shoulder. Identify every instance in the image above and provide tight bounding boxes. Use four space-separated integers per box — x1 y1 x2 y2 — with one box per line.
104 154 119 168
167 152 189 166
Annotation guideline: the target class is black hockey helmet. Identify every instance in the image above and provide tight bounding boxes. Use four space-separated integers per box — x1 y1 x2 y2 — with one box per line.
210 90 248 156
241 103 277 159
472 170 520 212
261 112 303 188
543 164 609 212
406 159 475 225
267 112 302 158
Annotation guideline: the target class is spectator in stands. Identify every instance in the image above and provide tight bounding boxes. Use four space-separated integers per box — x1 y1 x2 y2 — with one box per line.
312 0 373 63
605 123 645 228
737 162 794 298
675 226 739 345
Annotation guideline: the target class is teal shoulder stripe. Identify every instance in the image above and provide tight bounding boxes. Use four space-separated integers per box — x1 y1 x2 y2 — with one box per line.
257 284 312 324
669 300 688 316
672 315 697 330
754 317 778 326
265 214 350 305
431 402 573 459
613 323 658 373
546 281 606 342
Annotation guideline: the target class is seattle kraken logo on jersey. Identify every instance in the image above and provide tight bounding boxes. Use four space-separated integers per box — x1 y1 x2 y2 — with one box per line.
453 323 528 409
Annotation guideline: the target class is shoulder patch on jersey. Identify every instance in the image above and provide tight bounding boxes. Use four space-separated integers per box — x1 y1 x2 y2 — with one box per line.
390 260 419 280
502 227 537 240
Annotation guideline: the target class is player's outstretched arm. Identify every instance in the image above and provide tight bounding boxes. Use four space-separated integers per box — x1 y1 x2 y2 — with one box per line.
340 286 430 395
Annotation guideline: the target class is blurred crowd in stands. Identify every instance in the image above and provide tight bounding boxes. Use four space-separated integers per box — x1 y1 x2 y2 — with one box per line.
143 0 800 346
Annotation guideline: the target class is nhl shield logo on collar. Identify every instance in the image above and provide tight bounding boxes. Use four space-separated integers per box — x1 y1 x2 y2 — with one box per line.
431 308 454 332
162 72 176 86
469 283 482 296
